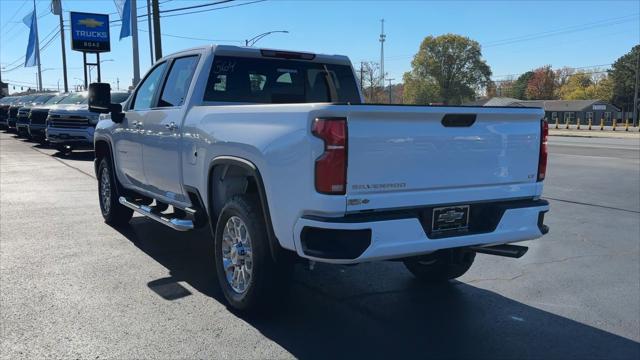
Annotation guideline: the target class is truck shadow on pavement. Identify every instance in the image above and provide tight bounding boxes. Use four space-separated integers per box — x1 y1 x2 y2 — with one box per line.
113 217 640 360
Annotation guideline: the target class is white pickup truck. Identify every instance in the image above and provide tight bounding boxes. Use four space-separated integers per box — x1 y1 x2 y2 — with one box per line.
89 45 549 311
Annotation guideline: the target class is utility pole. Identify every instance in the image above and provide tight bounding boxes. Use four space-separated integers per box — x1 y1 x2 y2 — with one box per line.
633 50 639 127
117 78 120 91
386 78 395 104
52 0 68 92
152 0 162 61
131 0 141 86
146 0 154 64
379 19 386 87
359 62 364 92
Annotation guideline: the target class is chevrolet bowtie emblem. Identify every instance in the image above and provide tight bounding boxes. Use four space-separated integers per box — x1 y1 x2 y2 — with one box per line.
78 18 104 28
438 210 465 223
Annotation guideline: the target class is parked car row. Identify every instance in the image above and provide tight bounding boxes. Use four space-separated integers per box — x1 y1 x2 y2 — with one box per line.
0 91 129 153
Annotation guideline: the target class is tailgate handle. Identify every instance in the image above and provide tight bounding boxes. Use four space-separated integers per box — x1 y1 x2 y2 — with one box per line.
441 114 476 127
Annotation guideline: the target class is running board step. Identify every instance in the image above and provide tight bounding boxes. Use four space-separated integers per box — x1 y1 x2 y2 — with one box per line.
119 196 194 231
470 244 528 258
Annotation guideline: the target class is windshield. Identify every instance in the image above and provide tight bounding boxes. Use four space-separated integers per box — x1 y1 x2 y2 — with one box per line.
58 93 87 104
203 56 361 104
44 94 68 105
33 94 55 104
111 92 130 104
16 95 39 104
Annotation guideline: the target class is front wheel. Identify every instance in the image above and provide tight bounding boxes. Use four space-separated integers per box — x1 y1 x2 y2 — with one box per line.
403 248 476 282
214 195 289 312
97 157 133 226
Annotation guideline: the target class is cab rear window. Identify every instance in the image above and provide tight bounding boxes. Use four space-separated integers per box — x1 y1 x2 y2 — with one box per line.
203 56 361 104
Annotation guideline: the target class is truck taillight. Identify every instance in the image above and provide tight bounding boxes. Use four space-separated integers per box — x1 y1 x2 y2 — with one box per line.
312 117 347 194
538 119 548 181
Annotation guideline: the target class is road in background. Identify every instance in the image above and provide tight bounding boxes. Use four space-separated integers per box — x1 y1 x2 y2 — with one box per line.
1 133 639 359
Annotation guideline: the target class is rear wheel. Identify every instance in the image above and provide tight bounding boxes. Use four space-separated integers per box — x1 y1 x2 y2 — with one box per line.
97 157 133 226
214 195 289 312
403 248 475 282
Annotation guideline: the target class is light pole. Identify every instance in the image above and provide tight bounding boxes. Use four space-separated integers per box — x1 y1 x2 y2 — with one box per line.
88 59 113 84
73 77 84 91
38 68 55 91
386 78 395 104
245 30 289 47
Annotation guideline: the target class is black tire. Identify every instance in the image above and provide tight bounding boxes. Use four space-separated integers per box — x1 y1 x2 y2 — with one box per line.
214 195 288 312
97 157 133 226
403 248 476 282
56 144 71 154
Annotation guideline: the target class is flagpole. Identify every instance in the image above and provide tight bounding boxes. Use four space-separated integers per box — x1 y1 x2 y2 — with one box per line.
131 0 140 87
33 0 42 91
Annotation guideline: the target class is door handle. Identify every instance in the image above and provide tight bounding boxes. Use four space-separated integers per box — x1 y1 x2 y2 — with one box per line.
165 122 178 131
133 121 143 129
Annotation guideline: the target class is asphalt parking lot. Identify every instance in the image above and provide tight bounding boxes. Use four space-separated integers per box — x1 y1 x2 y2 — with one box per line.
1 132 639 359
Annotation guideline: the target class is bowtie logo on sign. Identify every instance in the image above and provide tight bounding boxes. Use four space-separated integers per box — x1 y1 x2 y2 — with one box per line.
70 12 110 52
78 18 104 28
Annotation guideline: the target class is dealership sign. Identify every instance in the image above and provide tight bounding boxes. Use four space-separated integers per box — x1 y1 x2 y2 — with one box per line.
70 12 110 52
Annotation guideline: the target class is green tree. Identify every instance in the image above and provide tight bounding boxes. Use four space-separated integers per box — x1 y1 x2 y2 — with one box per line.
512 71 534 99
610 45 639 111
403 34 492 105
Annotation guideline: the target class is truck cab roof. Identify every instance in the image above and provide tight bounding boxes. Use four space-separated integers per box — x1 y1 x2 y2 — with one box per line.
157 44 352 66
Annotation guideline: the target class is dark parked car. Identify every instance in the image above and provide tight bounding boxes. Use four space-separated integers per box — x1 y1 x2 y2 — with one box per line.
16 94 56 137
27 93 72 142
0 96 20 130
6 94 41 131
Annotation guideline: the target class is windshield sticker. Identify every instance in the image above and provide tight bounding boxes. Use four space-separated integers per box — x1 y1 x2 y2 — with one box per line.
214 61 236 73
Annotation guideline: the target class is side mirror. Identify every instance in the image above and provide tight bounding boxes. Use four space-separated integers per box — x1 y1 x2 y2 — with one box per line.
88 83 111 113
88 82 125 123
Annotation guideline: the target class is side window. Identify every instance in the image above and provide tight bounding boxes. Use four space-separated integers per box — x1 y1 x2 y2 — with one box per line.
132 62 167 110
159 56 199 107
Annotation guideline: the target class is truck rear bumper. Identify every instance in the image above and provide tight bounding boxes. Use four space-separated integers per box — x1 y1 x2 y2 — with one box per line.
293 199 549 264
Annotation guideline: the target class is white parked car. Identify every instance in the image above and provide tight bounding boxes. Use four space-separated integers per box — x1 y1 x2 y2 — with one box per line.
90 45 549 311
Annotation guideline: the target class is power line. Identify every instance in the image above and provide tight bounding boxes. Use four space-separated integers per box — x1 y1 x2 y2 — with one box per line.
1 28 60 72
138 28 242 43
160 0 234 14
385 14 639 61
492 63 614 79
160 0 266 19
0 1 28 32
492 69 611 83
484 14 639 48
109 0 265 23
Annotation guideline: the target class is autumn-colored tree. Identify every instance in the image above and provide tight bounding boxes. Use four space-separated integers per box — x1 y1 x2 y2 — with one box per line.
557 71 613 101
525 66 556 100
557 72 593 99
403 34 492 105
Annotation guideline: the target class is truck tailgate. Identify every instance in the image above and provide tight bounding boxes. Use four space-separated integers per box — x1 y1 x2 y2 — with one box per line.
345 106 545 211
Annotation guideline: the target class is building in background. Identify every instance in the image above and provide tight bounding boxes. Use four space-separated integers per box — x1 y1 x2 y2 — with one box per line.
467 98 624 125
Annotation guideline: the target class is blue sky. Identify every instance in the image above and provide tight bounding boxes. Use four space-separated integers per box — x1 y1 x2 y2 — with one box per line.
1 0 639 94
